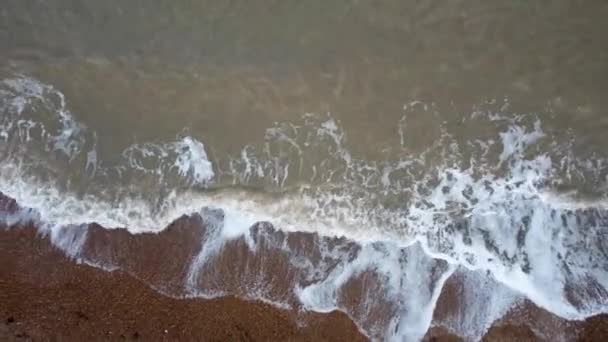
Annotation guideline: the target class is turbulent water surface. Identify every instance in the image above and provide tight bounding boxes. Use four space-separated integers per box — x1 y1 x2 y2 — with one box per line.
1 1 608 341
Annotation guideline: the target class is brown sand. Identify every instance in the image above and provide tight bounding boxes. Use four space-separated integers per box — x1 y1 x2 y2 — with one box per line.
0 227 366 341
1 188 608 341
3 227 608 341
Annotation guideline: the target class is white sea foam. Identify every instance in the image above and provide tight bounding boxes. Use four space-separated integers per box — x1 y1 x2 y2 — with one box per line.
122 136 214 186
433 268 522 341
0 76 87 159
405 123 608 320
173 136 214 185
1 76 607 341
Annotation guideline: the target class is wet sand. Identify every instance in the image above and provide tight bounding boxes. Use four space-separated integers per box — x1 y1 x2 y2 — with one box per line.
0 226 365 341
1 193 608 341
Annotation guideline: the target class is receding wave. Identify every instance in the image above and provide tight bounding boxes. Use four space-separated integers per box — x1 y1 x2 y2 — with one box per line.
1 76 607 341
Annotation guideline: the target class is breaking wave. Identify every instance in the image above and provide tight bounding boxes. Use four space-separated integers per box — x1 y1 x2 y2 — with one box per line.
1 76 607 341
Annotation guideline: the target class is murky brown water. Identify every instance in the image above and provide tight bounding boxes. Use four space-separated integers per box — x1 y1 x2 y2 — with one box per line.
2 2 607 192
1 0 607 231
1 2 608 340
2 1 608 159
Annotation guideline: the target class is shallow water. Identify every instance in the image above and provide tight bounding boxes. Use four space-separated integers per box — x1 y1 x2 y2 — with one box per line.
1 1 608 341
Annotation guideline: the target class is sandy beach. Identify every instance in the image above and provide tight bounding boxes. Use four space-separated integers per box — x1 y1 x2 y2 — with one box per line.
1 192 607 341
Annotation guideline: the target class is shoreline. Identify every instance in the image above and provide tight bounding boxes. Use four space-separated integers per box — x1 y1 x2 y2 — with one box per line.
1 191 607 341
0 226 366 341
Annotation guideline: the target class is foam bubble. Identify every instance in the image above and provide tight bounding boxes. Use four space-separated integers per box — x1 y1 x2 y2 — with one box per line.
122 136 214 186
173 136 214 185
0 76 87 160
